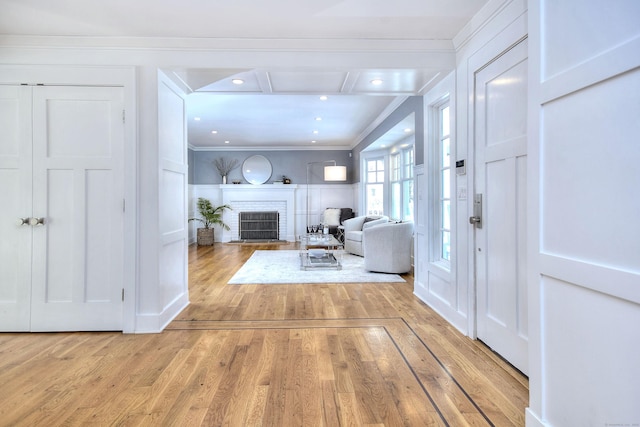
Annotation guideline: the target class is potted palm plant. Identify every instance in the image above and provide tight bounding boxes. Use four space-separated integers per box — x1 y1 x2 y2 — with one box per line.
189 198 232 245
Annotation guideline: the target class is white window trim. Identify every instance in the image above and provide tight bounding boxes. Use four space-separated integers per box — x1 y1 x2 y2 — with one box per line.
361 142 414 221
362 154 386 216
430 97 452 272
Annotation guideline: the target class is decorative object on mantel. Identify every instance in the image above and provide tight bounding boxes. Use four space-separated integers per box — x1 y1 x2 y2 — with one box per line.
213 157 239 184
188 197 232 246
242 155 272 185
282 175 291 184
232 179 242 184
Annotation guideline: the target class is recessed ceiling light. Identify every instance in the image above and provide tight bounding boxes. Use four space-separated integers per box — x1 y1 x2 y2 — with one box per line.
404 128 412 133
231 79 244 85
313 130 319 134
319 95 328 101
381 144 386 148
224 140 230 144
211 130 218 134
194 117 201 121
311 140 317 143
371 78 384 85
315 117 322 121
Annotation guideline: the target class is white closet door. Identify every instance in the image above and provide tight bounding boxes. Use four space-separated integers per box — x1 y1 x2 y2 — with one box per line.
30 86 125 331
0 86 33 331
474 39 529 374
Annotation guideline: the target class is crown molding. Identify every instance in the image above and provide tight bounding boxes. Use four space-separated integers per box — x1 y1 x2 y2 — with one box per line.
188 144 352 152
453 0 520 51
0 35 455 53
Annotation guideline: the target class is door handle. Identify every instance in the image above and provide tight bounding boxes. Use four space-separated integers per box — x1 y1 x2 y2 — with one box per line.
16 217 31 226
29 217 46 226
469 194 482 228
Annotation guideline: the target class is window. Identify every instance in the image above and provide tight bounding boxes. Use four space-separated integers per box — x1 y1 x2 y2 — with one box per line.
391 147 414 221
435 102 451 265
402 148 414 221
361 115 415 221
365 158 384 215
390 153 401 220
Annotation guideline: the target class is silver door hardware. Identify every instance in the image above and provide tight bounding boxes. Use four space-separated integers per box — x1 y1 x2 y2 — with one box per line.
29 217 46 226
469 193 482 228
16 217 31 226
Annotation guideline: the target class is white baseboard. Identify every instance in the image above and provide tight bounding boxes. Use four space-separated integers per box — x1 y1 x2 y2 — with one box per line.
525 408 546 427
133 293 189 333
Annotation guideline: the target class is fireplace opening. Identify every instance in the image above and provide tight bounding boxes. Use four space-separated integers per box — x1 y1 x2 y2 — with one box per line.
238 211 279 241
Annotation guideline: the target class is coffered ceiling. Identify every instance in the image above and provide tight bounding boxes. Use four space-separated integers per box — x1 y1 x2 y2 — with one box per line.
169 68 438 150
0 0 490 150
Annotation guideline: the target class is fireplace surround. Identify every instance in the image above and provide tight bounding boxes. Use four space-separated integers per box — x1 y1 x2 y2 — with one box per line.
221 184 298 242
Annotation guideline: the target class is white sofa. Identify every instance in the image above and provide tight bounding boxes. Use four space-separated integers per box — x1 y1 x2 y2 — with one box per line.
343 215 388 256
363 221 413 274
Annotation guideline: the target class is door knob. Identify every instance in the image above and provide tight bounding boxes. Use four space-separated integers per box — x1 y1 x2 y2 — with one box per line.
16 217 31 226
29 217 46 226
469 216 481 225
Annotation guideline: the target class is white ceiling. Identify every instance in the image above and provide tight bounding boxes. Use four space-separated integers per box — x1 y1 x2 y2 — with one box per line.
0 0 490 150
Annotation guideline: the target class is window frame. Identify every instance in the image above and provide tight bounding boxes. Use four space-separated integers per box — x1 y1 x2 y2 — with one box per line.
364 156 385 216
431 98 452 270
361 142 414 222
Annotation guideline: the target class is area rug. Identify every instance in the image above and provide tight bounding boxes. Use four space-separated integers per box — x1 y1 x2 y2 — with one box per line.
228 250 406 284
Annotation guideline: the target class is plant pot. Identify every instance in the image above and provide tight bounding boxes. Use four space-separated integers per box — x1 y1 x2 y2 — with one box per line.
197 228 214 246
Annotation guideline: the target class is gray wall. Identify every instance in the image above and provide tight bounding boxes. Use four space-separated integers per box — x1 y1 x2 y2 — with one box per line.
189 150 353 185
188 148 195 185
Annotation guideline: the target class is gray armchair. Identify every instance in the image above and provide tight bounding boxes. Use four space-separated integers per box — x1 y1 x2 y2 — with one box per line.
363 222 413 274
343 215 388 256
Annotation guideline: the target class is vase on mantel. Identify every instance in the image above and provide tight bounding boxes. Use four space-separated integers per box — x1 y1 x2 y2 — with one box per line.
222 175 227 184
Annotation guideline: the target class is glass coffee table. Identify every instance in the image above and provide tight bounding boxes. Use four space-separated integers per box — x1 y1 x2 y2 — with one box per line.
300 234 343 270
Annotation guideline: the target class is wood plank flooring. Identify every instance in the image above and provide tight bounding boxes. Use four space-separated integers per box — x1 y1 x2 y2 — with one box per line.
0 242 528 426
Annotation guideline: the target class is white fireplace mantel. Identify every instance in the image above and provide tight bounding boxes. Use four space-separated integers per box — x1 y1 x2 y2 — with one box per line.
221 184 299 242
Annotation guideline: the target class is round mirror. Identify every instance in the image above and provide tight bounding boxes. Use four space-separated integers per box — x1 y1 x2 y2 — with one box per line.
242 155 272 185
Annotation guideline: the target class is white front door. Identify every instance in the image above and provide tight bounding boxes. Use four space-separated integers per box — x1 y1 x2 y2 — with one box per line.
474 39 528 374
0 85 125 332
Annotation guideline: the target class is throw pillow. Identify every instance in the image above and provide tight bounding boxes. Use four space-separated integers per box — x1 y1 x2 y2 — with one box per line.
339 208 354 224
323 208 341 226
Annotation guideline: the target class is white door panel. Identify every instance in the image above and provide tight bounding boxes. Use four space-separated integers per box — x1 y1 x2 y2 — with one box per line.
30 86 124 331
475 39 529 374
0 86 32 331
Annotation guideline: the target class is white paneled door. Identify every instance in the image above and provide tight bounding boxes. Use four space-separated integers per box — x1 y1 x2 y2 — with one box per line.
474 39 528 374
0 85 124 331
0 86 33 331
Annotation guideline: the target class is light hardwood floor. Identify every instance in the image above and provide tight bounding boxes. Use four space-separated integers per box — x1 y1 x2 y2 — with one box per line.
0 243 528 426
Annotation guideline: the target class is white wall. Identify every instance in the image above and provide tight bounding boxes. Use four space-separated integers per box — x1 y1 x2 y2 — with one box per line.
527 1 640 426
156 71 189 330
414 0 528 336
414 71 469 330
189 184 356 243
